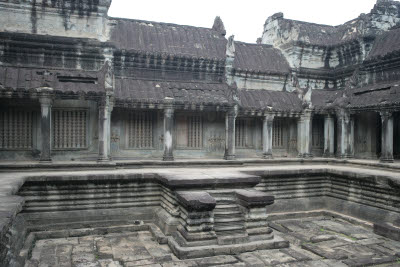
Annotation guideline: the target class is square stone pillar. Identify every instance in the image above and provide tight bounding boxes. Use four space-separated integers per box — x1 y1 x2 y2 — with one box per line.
323 114 335 157
380 111 394 163
39 95 53 163
297 110 313 158
224 106 237 160
98 95 113 162
262 114 275 159
163 99 174 161
338 110 354 158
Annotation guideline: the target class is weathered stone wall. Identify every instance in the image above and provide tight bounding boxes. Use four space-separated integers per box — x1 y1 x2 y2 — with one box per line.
230 73 287 91
110 109 227 159
0 0 112 41
0 99 99 161
255 169 400 225
0 33 106 71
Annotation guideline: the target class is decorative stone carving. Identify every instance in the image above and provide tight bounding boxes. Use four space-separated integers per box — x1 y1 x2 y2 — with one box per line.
212 16 226 36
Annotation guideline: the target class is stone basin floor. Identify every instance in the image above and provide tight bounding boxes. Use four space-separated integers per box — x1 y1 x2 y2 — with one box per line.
24 216 400 267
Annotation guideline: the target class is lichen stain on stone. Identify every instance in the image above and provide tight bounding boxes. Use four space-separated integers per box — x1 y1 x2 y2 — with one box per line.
31 0 37 34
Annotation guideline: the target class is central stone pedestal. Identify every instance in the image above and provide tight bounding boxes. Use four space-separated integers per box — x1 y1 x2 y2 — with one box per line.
155 172 289 259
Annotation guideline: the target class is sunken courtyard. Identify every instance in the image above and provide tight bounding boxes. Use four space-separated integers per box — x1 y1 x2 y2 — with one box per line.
0 0 400 266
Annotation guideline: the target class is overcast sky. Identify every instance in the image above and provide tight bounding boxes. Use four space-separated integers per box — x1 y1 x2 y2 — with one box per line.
108 0 377 43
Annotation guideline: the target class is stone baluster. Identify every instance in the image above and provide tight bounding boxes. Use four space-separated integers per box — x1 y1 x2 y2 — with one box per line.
380 111 394 163
98 94 113 162
39 93 53 163
163 98 174 161
224 106 237 160
297 110 313 158
323 114 335 157
338 109 354 158
262 114 275 159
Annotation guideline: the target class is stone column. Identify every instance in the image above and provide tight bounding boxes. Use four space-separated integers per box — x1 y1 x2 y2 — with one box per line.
98 95 113 162
163 99 174 161
39 96 53 163
338 110 354 158
262 114 275 159
380 111 394 163
323 114 335 157
297 111 313 158
224 106 237 160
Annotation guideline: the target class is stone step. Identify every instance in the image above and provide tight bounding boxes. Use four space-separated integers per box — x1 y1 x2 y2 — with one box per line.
214 223 245 231
214 217 244 225
214 204 238 210
215 228 247 236
214 211 242 217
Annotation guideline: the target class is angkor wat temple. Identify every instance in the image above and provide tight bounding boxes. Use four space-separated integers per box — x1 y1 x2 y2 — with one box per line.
1 0 399 163
1 1 400 267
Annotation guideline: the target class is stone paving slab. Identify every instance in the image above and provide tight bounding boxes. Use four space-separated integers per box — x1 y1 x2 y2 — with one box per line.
24 217 400 267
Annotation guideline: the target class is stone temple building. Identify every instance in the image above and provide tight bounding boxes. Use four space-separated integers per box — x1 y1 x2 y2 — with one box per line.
1 1 400 267
0 0 399 163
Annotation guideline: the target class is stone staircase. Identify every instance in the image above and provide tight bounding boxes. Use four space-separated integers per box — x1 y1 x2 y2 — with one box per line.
211 191 249 244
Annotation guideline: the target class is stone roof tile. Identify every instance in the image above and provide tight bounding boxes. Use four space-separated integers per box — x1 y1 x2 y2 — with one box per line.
238 89 302 112
110 19 227 60
114 78 233 106
234 42 290 74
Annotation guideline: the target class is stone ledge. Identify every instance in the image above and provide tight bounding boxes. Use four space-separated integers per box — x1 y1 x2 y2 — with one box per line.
374 222 400 241
236 189 274 207
168 234 289 259
176 191 216 212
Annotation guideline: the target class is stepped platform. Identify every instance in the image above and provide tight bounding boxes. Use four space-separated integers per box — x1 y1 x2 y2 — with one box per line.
0 161 399 266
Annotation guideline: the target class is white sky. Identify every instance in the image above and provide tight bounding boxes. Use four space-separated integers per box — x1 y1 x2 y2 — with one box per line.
108 0 377 43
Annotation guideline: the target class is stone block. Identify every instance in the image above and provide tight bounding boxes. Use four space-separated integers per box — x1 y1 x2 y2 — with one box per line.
236 190 274 208
176 192 216 212
374 223 400 241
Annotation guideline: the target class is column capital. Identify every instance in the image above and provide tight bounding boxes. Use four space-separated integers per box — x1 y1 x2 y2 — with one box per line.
264 114 275 121
39 97 53 106
227 105 238 118
380 110 393 119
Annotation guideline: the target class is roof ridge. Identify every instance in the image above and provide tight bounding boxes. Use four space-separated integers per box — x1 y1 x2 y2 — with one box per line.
235 41 273 48
111 17 215 32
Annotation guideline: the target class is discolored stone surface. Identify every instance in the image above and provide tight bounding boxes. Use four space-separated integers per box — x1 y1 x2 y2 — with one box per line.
25 217 400 267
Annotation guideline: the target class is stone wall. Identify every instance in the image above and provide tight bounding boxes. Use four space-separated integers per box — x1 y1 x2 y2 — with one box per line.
0 0 112 41
254 169 400 225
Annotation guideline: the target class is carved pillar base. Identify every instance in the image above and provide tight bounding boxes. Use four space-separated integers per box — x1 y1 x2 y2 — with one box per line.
297 111 313 158
163 99 174 161
98 94 113 162
323 114 335 158
39 93 53 163
380 111 394 163
224 106 237 160
262 114 274 159
338 110 354 159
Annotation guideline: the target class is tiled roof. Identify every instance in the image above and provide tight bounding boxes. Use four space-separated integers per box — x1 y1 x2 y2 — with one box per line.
0 66 105 95
110 19 227 60
238 89 302 112
311 89 342 110
234 42 290 74
367 27 400 59
335 81 400 109
114 78 233 106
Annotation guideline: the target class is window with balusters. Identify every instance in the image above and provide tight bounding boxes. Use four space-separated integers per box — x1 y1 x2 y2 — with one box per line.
187 115 202 148
52 109 88 150
0 109 34 150
273 119 284 148
235 119 254 148
128 112 154 149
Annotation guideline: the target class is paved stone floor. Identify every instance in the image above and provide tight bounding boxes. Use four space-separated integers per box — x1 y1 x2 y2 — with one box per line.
25 216 400 267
